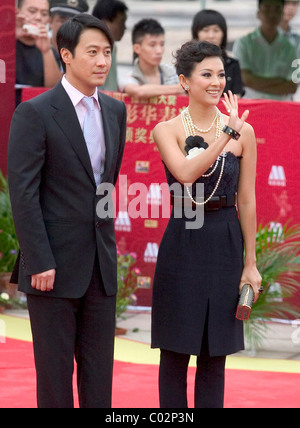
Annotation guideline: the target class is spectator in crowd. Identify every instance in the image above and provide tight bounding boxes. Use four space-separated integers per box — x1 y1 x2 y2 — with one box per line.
119 18 185 99
191 9 245 98
233 0 298 100
49 0 89 68
279 0 300 54
92 0 128 91
16 0 61 88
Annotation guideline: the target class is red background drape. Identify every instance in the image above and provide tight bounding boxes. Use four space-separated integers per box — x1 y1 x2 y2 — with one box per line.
0 0 15 174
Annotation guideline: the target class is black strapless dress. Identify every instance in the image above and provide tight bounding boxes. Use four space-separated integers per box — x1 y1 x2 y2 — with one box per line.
151 152 245 357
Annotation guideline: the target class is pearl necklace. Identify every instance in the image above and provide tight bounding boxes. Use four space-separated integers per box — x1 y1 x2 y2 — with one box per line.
186 106 219 133
181 106 226 206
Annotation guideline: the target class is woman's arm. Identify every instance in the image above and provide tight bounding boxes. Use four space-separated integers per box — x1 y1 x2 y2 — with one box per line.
35 24 62 88
154 92 249 185
237 123 262 301
241 70 297 96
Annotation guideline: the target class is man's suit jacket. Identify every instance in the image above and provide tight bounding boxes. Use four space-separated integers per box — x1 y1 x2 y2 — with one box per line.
8 82 127 298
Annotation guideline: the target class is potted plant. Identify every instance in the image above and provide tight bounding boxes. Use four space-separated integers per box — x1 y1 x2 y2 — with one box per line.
0 292 11 313
245 221 300 350
116 250 140 334
0 170 19 297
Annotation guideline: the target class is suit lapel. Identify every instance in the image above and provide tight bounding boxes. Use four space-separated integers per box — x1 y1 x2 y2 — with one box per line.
50 83 96 187
50 84 118 187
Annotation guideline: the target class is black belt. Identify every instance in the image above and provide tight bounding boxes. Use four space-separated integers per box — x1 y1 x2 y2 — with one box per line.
170 194 237 212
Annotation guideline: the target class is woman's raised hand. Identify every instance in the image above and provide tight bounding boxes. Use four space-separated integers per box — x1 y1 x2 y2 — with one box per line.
222 91 249 134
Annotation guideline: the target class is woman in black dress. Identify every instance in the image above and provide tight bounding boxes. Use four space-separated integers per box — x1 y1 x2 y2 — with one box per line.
191 9 245 98
151 41 262 408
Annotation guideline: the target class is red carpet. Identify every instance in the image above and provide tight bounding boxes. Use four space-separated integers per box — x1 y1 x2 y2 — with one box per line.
1 338 300 408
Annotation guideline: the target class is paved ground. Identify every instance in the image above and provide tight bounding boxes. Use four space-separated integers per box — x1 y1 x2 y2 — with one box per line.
117 309 300 361
6 307 300 361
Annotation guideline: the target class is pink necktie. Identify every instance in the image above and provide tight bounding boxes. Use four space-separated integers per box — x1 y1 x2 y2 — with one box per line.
82 96 102 186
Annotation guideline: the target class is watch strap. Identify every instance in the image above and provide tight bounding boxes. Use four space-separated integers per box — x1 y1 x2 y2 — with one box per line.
222 125 241 141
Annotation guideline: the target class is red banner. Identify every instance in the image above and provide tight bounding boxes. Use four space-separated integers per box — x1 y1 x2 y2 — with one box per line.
20 89 300 307
111 94 300 306
0 0 15 174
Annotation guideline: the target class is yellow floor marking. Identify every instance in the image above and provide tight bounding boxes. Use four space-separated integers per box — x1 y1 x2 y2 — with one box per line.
114 336 300 373
2 314 300 374
0 314 32 342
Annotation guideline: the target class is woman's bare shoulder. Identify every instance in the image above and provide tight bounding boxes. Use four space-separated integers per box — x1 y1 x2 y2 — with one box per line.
241 121 255 143
153 116 183 153
153 115 181 134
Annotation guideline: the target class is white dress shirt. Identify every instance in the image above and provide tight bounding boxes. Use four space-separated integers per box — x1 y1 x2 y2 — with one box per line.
61 75 106 182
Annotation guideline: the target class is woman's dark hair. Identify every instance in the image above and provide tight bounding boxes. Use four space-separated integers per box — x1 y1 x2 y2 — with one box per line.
191 9 227 53
174 41 224 77
57 13 114 72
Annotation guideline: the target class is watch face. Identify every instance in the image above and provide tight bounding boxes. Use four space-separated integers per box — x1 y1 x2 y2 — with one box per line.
223 125 239 140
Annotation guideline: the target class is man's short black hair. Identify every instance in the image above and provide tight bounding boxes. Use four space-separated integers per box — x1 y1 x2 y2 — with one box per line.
258 0 285 6
57 13 114 72
92 0 128 22
18 0 50 8
132 18 164 45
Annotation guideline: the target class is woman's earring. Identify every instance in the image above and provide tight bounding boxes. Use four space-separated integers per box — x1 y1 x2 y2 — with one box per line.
185 85 190 91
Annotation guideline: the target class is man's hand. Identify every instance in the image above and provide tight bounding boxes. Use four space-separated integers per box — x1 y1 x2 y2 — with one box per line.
33 24 52 54
15 10 27 40
16 8 51 55
31 269 56 292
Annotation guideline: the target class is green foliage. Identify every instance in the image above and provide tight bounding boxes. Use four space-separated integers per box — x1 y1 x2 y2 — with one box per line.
246 222 300 349
0 171 19 273
116 251 139 320
0 291 26 310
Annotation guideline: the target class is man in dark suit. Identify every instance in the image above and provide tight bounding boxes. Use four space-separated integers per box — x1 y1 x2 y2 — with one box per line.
8 14 127 408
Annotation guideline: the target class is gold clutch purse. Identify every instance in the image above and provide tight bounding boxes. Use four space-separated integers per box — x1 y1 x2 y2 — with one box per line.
236 284 254 321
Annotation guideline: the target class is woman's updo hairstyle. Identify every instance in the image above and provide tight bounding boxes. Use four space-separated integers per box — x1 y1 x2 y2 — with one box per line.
174 40 224 78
